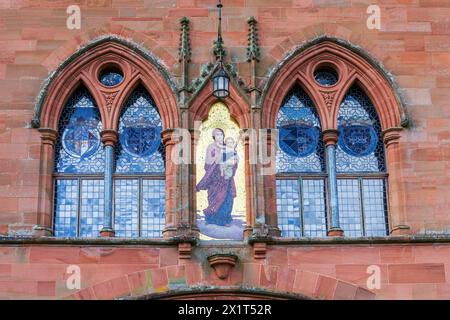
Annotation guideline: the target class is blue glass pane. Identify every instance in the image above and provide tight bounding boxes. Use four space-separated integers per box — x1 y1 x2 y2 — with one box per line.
141 179 166 238
314 70 338 86
114 179 139 237
336 86 385 173
302 179 327 237
100 71 123 87
337 179 363 237
276 179 327 238
362 179 388 236
54 87 104 174
54 179 78 237
115 86 165 174
276 86 325 173
276 179 301 237
80 179 104 237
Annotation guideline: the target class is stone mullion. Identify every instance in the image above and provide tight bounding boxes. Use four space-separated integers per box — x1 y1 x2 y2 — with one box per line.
323 129 344 237
99 130 118 237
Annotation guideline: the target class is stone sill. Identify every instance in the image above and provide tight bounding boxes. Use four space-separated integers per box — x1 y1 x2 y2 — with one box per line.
0 234 450 246
248 234 450 245
0 236 191 246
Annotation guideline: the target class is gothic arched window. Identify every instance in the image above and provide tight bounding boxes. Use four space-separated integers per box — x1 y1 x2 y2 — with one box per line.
336 85 388 237
53 86 105 237
114 86 166 238
276 85 328 238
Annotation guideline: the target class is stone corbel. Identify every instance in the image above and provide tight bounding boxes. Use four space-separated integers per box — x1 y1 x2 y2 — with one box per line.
207 253 238 280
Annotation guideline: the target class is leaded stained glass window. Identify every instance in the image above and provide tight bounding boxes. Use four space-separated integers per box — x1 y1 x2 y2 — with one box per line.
314 69 338 87
114 85 166 238
54 87 104 174
100 72 123 87
53 86 105 237
276 85 325 174
115 85 165 174
336 86 385 173
336 85 388 237
276 85 327 237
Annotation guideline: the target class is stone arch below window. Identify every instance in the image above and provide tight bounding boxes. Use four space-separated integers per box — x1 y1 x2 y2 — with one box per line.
62 266 375 300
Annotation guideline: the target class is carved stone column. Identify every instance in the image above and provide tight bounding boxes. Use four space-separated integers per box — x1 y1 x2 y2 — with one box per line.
262 128 281 237
162 128 181 239
33 128 58 237
99 130 118 237
383 127 410 235
189 128 200 238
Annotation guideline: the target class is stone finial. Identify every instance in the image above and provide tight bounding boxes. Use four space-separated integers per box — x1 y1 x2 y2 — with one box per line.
213 37 226 61
178 17 191 63
247 17 260 62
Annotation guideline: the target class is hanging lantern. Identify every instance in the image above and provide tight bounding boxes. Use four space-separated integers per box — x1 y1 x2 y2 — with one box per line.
212 66 230 98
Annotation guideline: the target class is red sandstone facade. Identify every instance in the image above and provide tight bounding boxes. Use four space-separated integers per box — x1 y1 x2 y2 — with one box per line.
0 0 449 300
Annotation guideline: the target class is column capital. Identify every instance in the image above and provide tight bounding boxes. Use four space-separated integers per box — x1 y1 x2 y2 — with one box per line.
322 129 339 146
327 227 344 237
38 128 58 146
390 224 411 236
382 127 402 148
99 228 115 237
161 128 177 146
100 130 118 147
189 128 201 143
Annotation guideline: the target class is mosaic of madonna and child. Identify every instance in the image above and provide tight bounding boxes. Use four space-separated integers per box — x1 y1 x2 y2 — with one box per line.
196 103 246 240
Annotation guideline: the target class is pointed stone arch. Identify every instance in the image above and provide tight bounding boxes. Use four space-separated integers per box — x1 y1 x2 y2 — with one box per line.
189 80 251 129
260 36 408 131
33 37 180 237
62 264 375 300
260 37 409 237
33 36 179 130
187 77 253 238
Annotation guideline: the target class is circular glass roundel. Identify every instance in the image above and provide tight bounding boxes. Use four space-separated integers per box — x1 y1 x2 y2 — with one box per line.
62 110 101 158
99 68 124 87
279 124 319 157
338 124 378 157
120 126 161 157
314 67 338 86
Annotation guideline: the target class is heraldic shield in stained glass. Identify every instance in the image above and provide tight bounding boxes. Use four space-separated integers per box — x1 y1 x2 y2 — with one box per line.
276 85 325 174
195 102 246 240
336 85 385 173
115 85 165 174
55 86 104 174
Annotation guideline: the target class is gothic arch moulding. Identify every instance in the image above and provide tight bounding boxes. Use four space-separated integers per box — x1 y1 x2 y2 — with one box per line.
260 36 408 131
33 36 179 131
62 266 376 300
188 79 251 129
32 37 180 237
260 36 410 236
188 79 253 239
